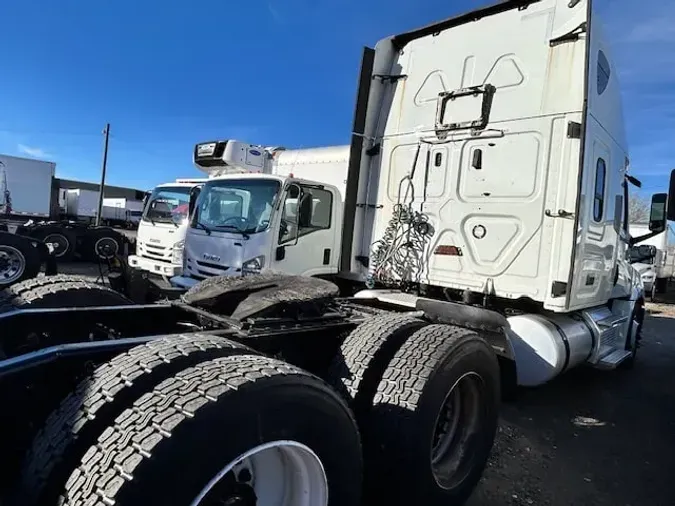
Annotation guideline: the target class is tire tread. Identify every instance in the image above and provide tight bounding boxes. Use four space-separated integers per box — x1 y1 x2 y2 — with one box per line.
60 355 345 506
328 312 427 410
0 275 129 313
17 334 256 506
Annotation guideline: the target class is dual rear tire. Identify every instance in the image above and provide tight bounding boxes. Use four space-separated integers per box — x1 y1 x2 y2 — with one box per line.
329 313 501 505
13 335 362 506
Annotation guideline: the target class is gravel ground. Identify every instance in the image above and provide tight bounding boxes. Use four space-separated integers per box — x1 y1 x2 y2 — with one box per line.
467 293 675 506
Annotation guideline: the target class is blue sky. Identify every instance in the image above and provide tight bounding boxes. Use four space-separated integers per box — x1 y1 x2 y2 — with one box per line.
0 0 672 196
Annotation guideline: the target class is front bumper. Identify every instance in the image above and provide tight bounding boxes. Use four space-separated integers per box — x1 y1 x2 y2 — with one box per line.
128 255 182 277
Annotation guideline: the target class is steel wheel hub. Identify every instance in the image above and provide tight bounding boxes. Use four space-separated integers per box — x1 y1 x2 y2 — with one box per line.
94 237 119 259
430 372 485 490
43 233 70 258
0 245 26 285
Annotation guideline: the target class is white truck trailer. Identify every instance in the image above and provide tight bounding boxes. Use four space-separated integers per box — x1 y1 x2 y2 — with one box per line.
103 197 145 227
0 154 54 218
629 222 675 297
2 2 675 506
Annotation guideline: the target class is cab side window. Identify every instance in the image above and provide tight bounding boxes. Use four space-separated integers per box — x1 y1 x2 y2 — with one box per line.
279 185 333 244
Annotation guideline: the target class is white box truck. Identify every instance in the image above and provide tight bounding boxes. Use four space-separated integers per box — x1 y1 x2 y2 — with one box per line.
629 222 675 297
103 197 144 227
128 178 208 278
170 143 350 286
65 189 99 219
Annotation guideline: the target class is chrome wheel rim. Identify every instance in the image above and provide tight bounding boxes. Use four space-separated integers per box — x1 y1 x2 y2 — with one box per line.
191 440 328 506
0 245 26 285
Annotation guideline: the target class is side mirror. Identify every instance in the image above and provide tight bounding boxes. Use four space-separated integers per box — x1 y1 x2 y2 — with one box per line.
188 186 202 217
668 168 675 221
649 193 668 233
285 184 302 246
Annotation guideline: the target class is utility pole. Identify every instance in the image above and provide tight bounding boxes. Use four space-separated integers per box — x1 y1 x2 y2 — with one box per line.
95 123 110 226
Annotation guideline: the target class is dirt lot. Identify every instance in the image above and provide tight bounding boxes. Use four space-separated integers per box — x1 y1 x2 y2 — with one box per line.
468 295 675 506
33 264 675 505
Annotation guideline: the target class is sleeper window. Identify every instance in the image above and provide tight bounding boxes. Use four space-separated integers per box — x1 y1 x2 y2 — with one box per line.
598 50 611 95
594 158 606 222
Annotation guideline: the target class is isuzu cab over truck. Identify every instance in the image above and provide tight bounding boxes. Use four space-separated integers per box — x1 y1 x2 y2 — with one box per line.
170 142 350 287
128 179 207 278
128 141 272 278
1 2 674 506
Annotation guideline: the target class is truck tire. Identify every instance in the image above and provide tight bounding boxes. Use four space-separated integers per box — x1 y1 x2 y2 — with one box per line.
89 228 124 261
59 355 362 506
14 334 258 506
0 274 131 313
328 312 428 416
0 233 41 288
363 324 500 506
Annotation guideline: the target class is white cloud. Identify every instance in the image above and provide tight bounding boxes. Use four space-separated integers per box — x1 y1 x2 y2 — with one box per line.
17 144 50 159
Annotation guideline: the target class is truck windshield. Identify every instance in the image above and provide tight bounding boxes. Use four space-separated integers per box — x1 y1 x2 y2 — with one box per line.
143 186 191 224
192 179 280 234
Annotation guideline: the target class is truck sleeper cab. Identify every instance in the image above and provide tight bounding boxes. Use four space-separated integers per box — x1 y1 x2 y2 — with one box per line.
340 0 675 384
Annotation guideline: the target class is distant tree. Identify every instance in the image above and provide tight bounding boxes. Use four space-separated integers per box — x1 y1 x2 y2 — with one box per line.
629 194 651 224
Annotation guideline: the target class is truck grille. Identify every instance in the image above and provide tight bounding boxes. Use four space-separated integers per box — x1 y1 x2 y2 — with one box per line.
196 260 230 271
138 242 172 263
186 258 236 278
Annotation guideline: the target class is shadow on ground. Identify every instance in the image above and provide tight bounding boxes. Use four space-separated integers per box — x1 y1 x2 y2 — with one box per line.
467 309 675 506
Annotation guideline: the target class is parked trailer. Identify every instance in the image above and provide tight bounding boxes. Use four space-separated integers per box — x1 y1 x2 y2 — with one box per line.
2 2 675 506
0 157 130 282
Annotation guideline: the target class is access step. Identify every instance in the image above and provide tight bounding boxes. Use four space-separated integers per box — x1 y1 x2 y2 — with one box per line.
596 348 632 370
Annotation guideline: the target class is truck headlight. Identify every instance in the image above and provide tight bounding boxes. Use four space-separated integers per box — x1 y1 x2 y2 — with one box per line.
172 240 185 265
242 255 265 275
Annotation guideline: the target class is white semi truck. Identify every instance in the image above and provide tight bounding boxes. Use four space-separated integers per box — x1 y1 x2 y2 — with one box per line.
174 0 667 382
629 222 675 297
3 2 675 506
